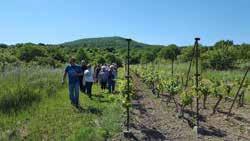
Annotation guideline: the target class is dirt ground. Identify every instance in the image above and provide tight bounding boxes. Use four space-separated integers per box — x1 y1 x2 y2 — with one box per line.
113 75 250 141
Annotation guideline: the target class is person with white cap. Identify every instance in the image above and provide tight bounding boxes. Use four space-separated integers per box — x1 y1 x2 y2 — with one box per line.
84 64 94 99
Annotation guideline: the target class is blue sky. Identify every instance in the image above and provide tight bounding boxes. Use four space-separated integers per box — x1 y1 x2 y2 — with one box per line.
0 0 249 45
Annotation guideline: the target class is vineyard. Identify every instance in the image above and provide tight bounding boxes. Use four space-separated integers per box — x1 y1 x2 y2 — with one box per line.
124 62 250 140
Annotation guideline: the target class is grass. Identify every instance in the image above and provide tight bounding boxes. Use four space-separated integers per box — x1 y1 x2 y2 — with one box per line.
0 66 125 140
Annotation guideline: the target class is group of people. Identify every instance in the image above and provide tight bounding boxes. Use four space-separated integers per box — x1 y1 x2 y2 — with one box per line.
62 57 118 108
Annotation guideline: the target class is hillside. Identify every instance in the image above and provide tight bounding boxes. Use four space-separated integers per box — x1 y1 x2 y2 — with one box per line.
62 36 153 48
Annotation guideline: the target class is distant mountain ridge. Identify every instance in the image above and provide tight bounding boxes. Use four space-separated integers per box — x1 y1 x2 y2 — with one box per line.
62 36 159 48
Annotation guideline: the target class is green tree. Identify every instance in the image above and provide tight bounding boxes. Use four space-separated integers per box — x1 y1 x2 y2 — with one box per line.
179 46 194 62
141 51 155 64
159 44 180 75
214 40 234 49
76 48 90 63
202 46 237 70
18 45 46 62
0 44 8 48
96 56 106 64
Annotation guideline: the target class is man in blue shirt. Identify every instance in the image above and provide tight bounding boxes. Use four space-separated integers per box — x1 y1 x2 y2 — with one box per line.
62 57 83 108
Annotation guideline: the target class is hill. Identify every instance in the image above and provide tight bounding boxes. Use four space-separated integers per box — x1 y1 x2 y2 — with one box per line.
62 36 153 48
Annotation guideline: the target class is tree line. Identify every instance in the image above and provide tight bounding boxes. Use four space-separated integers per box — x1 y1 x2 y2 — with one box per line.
0 40 249 70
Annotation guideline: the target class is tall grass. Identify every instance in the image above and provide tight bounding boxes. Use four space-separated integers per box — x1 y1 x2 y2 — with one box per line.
0 65 62 113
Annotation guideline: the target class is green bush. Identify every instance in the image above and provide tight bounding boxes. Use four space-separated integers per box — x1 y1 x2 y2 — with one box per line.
201 47 237 70
35 57 62 68
76 48 90 63
18 45 47 62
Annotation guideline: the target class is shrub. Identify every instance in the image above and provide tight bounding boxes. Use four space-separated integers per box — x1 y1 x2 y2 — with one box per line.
76 48 90 63
18 45 47 62
201 47 237 70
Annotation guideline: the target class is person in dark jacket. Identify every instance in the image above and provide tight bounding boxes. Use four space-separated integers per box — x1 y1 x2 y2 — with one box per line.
98 66 108 92
80 60 88 93
107 65 116 93
94 64 101 83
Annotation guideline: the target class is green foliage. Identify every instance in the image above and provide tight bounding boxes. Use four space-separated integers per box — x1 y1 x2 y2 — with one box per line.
180 90 193 106
76 48 90 63
141 51 156 64
48 48 66 62
0 86 41 113
202 47 237 70
159 44 180 61
199 79 212 96
72 127 107 141
1 37 249 71
0 66 124 140
0 44 8 48
35 57 62 68
165 78 182 96
0 52 18 63
179 46 193 62
105 53 123 67
62 36 149 48
214 40 234 49
18 45 47 62
96 56 106 64
0 66 62 114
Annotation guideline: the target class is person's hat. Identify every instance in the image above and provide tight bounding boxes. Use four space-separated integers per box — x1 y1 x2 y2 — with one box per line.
81 60 86 64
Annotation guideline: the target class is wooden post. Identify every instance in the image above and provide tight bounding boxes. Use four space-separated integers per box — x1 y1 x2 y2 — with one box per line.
228 68 249 116
194 37 200 127
125 38 132 132
185 46 195 89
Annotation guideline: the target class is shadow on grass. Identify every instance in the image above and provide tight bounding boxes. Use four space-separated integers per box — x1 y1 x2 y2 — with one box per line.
77 106 103 115
92 94 105 98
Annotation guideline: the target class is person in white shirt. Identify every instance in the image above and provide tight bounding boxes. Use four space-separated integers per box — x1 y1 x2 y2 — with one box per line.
84 64 94 99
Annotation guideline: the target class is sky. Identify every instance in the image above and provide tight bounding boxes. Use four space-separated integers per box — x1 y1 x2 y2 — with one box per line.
0 0 250 46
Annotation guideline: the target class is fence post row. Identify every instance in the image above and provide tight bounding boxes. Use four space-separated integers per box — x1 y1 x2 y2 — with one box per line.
125 38 132 132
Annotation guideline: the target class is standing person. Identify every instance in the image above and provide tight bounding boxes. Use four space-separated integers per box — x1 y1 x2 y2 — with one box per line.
80 60 88 93
98 66 108 92
84 64 94 99
113 63 118 79
62 57 83 108
95 65 101 83
107 65 116 93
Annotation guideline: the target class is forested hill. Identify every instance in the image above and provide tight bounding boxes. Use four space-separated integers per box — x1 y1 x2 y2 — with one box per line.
62 36 158 48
